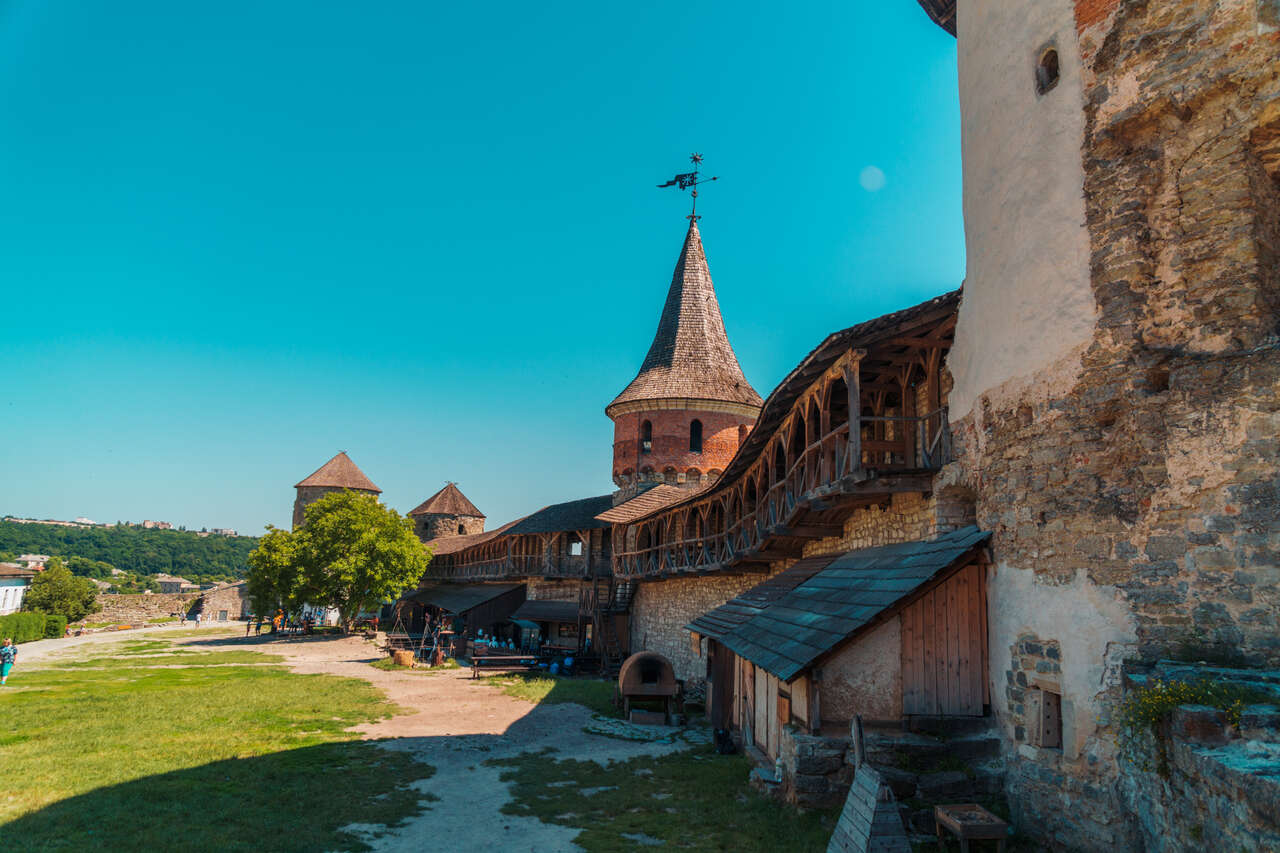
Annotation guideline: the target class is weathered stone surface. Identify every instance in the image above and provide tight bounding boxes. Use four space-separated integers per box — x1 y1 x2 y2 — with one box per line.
1170 705 1230 746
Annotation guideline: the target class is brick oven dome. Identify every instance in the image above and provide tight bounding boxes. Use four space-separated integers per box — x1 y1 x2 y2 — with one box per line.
606 220 762 418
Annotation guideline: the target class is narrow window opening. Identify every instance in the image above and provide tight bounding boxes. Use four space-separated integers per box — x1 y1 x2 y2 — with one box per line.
1027 687 1063 749
569 536 583 557
1035 47 1060 96
690 419 703 453
641 420 653 454
457 523 466 535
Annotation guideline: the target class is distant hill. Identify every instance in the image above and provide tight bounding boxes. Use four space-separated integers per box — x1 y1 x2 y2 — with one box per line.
0 520 259 583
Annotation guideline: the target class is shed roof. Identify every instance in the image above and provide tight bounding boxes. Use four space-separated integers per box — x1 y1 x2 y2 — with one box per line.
686 554 840 641
408 583 523 613
606 220 762 415
703 526 990 682
512 599 580 624
410 483 485 518
0 562 35 579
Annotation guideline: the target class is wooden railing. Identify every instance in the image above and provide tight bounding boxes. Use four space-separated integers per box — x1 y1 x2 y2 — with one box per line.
614 407 950 578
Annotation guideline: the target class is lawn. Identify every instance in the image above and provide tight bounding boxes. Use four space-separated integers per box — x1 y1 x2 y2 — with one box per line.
490 747 837 852
483 672 619 717
0 638 435 851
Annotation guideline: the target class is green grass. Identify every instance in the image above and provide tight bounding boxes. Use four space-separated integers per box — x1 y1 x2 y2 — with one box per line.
0 639 435 851
490 747 836 852
483 673 619 717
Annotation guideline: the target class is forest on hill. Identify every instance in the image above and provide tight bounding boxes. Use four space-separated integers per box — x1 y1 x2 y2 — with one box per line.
0 520 259 585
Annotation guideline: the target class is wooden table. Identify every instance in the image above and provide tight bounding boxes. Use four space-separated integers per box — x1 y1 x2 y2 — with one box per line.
471 654 539 679
934 804 1009 852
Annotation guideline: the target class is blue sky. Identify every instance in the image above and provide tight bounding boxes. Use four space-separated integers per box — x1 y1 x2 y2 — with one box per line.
0 1 962 534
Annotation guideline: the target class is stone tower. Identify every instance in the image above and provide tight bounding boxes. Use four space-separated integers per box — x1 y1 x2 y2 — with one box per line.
292 451 382 529
606 219 762 502
408 482 485 543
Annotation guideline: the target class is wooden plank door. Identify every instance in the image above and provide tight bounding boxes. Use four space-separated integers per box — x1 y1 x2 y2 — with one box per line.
900 563 986 716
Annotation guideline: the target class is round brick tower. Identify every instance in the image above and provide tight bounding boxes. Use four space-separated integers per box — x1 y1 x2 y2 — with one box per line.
606 219 762 503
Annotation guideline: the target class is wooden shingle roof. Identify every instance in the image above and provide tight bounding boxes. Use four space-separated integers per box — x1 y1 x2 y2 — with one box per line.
410 483 485 518
915 0 956 35
423 494 613 555
294 452 381 493
595 485 695 524
407 583 523 614
703 526 990 682
606 220 763 416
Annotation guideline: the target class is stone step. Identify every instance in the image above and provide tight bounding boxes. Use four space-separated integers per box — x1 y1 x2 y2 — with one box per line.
865 733 1002 769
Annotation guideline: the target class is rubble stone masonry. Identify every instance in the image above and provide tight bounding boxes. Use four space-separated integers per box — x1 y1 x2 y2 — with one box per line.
946 1 1280 848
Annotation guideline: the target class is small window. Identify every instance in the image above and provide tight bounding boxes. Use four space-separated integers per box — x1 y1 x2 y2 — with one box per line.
1027 687 1062 749
569 540 583 557
690 419 703 452
457 523 465 535
641 420 653 454
1035 47 1060 96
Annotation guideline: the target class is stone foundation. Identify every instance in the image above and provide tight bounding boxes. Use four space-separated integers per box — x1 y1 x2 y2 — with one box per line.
87 593 198 624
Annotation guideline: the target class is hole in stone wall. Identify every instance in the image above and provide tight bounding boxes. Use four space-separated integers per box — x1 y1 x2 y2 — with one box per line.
690 419 703 453
1146 367 1170 394
1035 47 1060 96
641 420 653 454
1027 688 1063 749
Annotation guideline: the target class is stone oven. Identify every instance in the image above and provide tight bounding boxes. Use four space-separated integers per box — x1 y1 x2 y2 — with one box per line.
618 650 678 723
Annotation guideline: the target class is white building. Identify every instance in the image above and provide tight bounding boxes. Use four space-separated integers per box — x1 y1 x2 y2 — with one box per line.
0 563 35 615
15 555 49 571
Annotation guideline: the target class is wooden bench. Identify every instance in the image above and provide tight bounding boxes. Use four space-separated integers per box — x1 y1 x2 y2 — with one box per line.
471 654 540 679
934 804 1009 852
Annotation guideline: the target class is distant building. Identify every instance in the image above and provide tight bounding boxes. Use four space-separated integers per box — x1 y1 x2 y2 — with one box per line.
141 520 173 530
408 482 485 542
198 581 249 621
0 563 35 614
153 573 194 594
209 527 237 537
74 517 98 525
15 555 49 571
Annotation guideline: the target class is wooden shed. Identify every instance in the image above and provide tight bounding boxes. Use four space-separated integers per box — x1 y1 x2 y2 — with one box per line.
401 583 526 649
688 526 991 760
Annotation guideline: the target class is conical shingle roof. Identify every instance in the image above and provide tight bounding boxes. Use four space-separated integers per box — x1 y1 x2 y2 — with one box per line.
607 220 762 416
294 452 381 493
409 483 485 518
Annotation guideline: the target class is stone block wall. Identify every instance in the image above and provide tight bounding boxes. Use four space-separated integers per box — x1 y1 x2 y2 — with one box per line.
778 727 854 809
199 582 249 621
87 593 198 624
527 579 581 601
630 571 772 685
414 513 484 542
942 2 1280 848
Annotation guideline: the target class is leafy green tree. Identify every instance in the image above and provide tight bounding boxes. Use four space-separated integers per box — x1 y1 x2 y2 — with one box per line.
66 556 118 579
22 557 102 622
245 526 306 617
246 492 430 631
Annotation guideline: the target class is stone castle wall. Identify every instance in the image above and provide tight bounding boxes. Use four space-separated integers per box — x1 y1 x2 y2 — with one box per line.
944 1 1280 848
87 593 199 624
414 513 484 542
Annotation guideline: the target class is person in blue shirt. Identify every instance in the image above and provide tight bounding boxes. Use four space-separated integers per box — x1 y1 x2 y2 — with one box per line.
0 638 17 686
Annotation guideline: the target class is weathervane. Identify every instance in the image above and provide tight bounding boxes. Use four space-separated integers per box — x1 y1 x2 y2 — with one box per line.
657 153 718 220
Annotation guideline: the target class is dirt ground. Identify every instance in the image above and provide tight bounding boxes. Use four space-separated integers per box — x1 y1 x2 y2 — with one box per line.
22 626 695 852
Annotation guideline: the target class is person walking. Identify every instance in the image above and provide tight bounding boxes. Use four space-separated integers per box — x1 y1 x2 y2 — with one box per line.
245 618 253 637
1 638 17 686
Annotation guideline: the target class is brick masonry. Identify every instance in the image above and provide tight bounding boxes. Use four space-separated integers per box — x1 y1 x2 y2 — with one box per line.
611 408 754 496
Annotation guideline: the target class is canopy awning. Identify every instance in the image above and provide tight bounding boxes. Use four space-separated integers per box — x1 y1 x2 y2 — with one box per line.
407 583 524 614
512 599 580 624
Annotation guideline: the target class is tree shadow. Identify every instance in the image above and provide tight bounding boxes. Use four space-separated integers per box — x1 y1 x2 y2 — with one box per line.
2 740 434 852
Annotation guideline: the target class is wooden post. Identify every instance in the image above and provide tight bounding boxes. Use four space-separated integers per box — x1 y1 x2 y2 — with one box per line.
901 366 917 469
844 350 864 476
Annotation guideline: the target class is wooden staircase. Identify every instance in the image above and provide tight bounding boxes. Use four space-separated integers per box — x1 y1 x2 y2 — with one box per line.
582 576 636 677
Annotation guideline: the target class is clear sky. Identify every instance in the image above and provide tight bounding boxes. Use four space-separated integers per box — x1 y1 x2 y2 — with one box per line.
0 1 962 535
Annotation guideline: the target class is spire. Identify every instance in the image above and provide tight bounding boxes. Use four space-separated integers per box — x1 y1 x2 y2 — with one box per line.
294 451 381 493
607 219 762 416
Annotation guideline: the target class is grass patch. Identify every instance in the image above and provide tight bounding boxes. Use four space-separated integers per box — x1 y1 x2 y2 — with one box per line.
483 673 619 717
0 640 434 851
490 747 835 851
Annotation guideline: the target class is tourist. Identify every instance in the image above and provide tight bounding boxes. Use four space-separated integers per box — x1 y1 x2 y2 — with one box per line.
195 612 201 629
0 638 16 686
245 619 253 637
